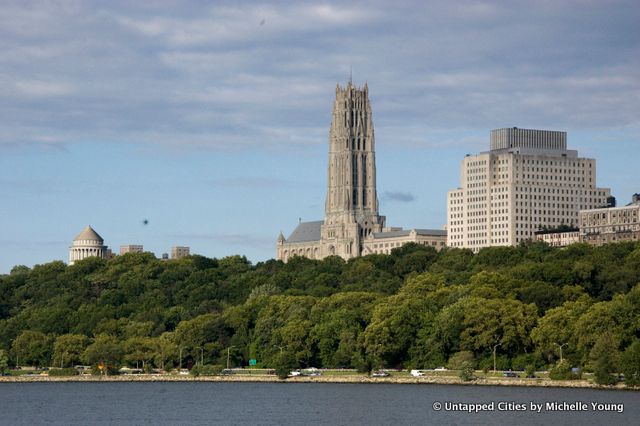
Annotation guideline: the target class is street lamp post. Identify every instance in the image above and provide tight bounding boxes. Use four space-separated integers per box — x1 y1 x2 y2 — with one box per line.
273 345 284 355
493 343 501 373
555 342 569 363
227 346 236 369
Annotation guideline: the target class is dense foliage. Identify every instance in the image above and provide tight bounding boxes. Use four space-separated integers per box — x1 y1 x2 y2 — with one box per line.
1 242 639 379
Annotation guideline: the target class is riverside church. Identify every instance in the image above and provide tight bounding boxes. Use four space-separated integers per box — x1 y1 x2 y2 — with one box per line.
276 82 447 262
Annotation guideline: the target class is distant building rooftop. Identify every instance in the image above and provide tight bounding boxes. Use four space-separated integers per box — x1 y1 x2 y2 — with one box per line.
286 220 323 243
73 226 103 242
372 228 447 239
490 127 567 151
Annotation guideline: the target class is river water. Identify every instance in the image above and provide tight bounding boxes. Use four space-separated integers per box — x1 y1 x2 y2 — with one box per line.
0 382 636 425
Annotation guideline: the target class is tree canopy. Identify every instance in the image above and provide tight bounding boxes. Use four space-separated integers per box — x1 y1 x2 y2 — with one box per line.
1 242 638 374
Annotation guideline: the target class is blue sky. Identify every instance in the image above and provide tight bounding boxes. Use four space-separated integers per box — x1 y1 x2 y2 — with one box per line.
1 0 639 273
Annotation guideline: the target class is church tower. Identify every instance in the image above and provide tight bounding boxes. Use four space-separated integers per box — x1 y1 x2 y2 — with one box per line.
320 82 385 258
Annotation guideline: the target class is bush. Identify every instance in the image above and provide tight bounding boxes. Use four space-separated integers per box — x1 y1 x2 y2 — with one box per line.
273 352 298 379
190 364 223 377
525 364 536 378
549 361 581 380
48 368 79 376
352 352 373 374
594 361 618 385
459 362 475 382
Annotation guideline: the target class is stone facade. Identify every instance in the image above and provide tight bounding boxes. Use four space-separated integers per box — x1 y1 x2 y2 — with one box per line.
277 82 384 262
579 198 640 246
120 245 144 255
447 128 610 252
69 225 111 265
363 228 447 255
171 246 190 259
534 229 580 247
277 82 445 262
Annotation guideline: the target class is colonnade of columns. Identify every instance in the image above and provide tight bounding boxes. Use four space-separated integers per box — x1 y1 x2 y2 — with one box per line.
69 246 106 264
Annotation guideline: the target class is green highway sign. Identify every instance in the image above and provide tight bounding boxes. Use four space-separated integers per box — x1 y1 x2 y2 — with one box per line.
249 359 257 366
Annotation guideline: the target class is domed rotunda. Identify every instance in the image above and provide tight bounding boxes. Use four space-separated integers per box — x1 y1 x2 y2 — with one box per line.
69 225 109 265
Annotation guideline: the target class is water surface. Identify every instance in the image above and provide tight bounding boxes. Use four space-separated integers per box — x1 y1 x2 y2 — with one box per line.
0 382 635 425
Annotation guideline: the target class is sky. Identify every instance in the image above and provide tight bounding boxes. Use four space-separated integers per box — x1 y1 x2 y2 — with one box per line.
1 0 639 273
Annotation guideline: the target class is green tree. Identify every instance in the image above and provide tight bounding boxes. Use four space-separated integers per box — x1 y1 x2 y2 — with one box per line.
273 351 298 379
124 337 156 369
0 349 9 373
252 295 316 368
620 340 640 387
308 292 379 368
457 297 537 357
531 299 590 362
363 274 443 368
447 351 475 370
82 334 124 371
153 333 178 371
574 293 637 358
590 333 620 385
53 334 90 367
11 330 52 368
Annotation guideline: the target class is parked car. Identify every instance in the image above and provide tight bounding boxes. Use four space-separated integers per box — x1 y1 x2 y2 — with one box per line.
372 371 390 377
503 371 518 378
410 370 424 377
434 367 448 372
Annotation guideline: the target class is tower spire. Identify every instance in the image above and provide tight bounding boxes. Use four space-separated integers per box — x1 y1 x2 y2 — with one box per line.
322 80 385 258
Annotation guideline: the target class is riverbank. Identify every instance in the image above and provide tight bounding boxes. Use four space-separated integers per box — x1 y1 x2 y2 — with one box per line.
1 373 636 390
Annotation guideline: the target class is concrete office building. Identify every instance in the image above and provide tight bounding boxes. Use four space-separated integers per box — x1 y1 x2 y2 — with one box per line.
447 128 610 252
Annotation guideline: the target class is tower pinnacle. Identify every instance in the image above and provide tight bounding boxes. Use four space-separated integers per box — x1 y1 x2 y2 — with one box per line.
321 81 385 258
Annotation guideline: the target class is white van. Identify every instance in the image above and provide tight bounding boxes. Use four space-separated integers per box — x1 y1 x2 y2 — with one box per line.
410 370 424 377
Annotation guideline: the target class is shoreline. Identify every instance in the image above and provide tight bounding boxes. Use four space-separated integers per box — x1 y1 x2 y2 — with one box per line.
0 374 636 390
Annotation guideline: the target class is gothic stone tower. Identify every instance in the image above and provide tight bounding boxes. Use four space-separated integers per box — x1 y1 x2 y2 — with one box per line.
319 82 385 259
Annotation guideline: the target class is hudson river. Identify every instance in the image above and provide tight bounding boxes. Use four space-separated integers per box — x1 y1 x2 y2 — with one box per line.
0 382 636 425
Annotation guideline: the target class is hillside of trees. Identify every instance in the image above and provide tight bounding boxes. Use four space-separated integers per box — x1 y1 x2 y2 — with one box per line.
1 241 639 384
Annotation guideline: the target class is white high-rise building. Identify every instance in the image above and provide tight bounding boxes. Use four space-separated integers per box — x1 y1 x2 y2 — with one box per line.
447 128 610 252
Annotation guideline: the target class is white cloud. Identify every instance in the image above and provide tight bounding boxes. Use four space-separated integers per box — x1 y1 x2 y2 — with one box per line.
0 0 638 150
14 79 74 97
